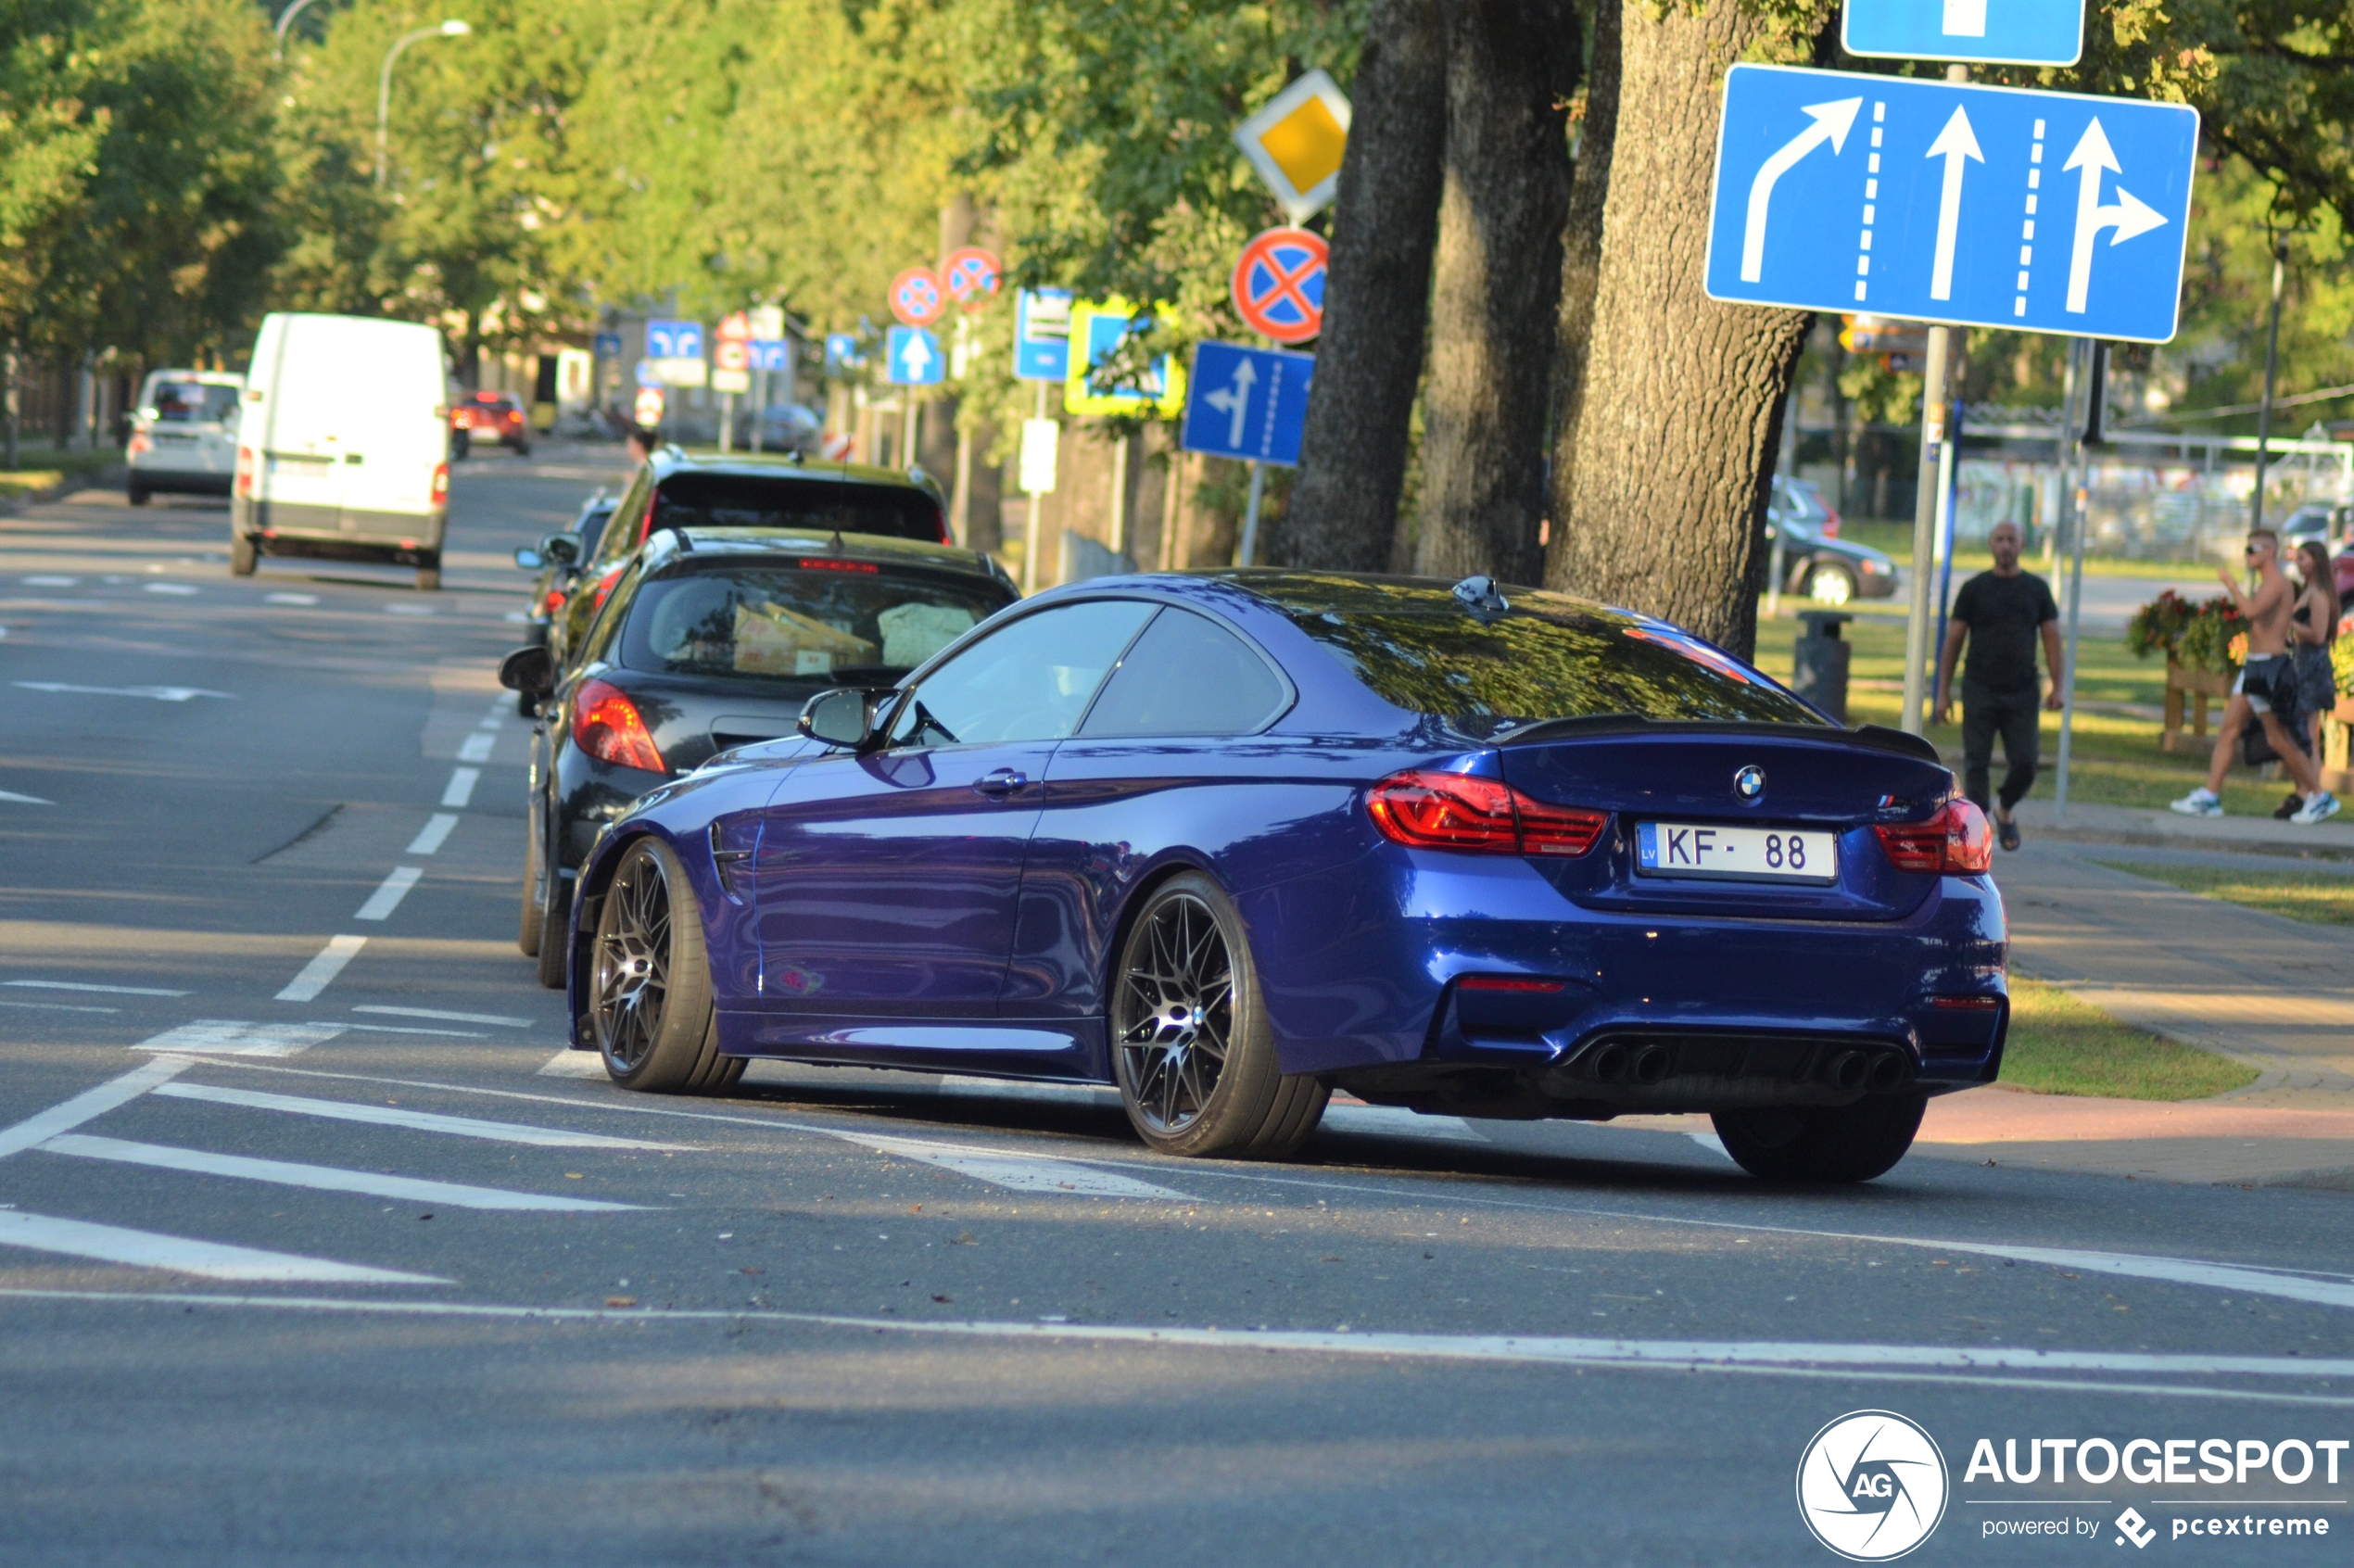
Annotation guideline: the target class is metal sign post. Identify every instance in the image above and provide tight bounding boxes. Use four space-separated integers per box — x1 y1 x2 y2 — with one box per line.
1900 324 1952 734
2054 336 2088 822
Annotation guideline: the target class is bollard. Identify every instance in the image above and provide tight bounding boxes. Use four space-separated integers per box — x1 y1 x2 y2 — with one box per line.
1791 610 1855 723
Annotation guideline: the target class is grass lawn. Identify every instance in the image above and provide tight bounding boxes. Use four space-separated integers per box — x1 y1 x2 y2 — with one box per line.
2092 860 2354 926
1 445 121 501
2000 977 2259 1100
1839 520 2226 580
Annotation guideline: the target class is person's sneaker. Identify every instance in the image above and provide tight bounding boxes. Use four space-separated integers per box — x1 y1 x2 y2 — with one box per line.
2292 791 2342 826
2273 790 2303 820
2170 788 2223 817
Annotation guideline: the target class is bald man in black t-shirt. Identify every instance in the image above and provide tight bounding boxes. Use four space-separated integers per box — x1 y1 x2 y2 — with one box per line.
1933 521 2063 852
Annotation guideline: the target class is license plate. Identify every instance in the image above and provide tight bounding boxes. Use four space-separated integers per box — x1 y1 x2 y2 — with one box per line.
1636 821 1837 883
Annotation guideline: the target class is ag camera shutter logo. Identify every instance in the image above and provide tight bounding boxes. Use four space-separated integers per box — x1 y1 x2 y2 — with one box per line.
1796 1410 1950 1561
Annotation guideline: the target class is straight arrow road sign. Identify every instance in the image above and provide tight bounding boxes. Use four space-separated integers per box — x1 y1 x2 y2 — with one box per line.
886 326 943 386
1181 342 1314 466
1705 65 2197 343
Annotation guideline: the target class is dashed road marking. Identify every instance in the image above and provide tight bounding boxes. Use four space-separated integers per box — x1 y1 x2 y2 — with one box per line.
22 575 77 587
346 1022 487 1038
360 1005 531 1028
0 790 51 805
354 866 423 921
440 767 480 808
538 1051 606 1078
36 1133 645 1211
384 603 435 616
264 592 319 605
0 998 115 1013
150 1081 689 1149
405 813 459 855
274 937 370 1003
6 980 189 997
14 681 234 702
133 1020 348 1057
142 582 197 596
0 1212 445 1283
456 731 495 763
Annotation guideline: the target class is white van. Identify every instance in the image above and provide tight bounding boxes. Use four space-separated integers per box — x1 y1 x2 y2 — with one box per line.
233 312 452 590
125 370 244 505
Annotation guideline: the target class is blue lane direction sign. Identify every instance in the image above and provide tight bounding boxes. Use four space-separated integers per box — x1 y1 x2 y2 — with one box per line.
1181 342 1314 467
1014 289 1072 382
1843 0 2084 68
593 332 623 358
1705 65 2196 343
886 326 944 387
748 339 791 373
646 319 703 360
824 333 863 375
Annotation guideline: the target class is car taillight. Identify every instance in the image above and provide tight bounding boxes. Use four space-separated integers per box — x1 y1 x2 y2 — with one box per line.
542 588 565 614
1366 770 1607 858
1875 799 1993 875
430 462 449 507
234 446 256 498
571 677 664 773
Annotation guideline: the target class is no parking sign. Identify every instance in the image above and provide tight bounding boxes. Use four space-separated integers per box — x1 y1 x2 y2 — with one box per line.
889 267 946 328
943 247 1003 311
1231 227 1327 344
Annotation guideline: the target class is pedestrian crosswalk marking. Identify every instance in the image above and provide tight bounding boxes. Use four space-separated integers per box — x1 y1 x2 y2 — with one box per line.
133 1019 347 1056
151 1081 689 1150
276 937 367 1003
360 1005 532 1028
0 1210 444 1283
36 1133 645 1211
833 1132 1194 1200
0 1056 192 1159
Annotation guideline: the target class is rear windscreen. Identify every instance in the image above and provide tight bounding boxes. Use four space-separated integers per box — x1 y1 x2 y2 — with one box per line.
619 563 1008 685
652 474 943 543
151 383 239 424
1261 578 1825 735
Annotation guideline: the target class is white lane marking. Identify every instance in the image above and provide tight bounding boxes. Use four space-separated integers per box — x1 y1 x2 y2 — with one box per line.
0 790 53 804
6 980 188 996
455 732 495 763
358 1004 530 1028
275 936 367 1002
1687 1132 1736 1162
142 582 197 596
0 1214 443 1284
1879 1240 2354 1314
13 681 234 702
384 603 434 616
23 575 78 586
151 1081 689 1149
1321 1104 1486 1143
405 813 459 855
37 1133 644 1212
440 767 479 808
538 1051 607 1078
832 1131 1194 1200
136 1021 347 1058
0 1056 191 1160
6 1292 2351 1406
502 611 528 623
346 1023 487 1038
264 592 318 605
353 866 423 921
0 999 115 1014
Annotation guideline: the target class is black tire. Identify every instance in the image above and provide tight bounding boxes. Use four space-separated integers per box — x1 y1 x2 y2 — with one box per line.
126 481 150 507
1109 872 1326 1158
415 564 440 592
229 534 257 576
518 806 545 957
590 837 743 1094
1712 1094 1927 1184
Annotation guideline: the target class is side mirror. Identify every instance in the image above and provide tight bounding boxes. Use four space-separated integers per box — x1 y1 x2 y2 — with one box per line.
513 546 543 570
798 687 874 749
498 645 556 697
538 532 580 567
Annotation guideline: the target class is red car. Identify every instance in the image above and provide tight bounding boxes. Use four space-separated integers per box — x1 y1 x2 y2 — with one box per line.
452 389 531 456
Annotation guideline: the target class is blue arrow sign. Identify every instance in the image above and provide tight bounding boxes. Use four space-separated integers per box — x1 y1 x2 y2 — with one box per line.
1843 0 2083 68
646 319 702 360
886 326 943 386
824 333 863 374
748 339 791 373
1706 65 2197 343
1014 288 1071 382
1181 342 1314 467
592 332 623 358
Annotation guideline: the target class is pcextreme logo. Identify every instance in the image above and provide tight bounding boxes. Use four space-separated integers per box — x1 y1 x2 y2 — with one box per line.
1797 1410 1952 1562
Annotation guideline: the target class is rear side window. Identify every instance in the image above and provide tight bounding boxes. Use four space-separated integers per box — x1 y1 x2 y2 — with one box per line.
619 564 1010 684
889 600 1156 747
1081 608 1289 737
652 474 943 543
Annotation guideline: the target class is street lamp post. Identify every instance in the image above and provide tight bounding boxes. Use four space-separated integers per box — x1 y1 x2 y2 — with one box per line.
375 19 472 188
272 0 327 59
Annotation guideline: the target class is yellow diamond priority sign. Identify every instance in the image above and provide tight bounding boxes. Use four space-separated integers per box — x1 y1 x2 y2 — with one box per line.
1234 69 1351 224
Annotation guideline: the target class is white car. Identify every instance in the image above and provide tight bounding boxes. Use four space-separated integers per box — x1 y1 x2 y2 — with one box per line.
125 370 243 506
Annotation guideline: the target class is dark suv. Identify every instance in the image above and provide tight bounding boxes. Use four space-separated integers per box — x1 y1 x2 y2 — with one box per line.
547 449 962 670
502 525 1019 986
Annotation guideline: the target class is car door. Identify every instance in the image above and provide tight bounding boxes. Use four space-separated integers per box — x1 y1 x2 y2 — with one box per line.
749 598 1156 1026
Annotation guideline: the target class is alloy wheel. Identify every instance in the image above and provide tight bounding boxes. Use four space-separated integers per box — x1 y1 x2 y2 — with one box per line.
594 851 671 1068
1115 892 1234 1135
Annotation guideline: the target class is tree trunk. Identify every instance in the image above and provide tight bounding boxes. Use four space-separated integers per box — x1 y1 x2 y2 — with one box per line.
1544 1 1813 662
1544 0 1619 563
1403 0 1578 587
1269 0 1447 572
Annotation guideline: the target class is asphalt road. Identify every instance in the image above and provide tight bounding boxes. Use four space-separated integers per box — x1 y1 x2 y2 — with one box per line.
3 455 2349 1566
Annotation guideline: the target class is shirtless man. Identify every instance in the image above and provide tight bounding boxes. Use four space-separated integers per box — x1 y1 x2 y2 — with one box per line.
2172 528 2341 824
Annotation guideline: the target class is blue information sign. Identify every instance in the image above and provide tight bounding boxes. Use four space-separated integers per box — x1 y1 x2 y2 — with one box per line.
645 319 702 360
592 332 623 358
748 340 791 373
1013 289 1072 382
1843 0 2083 68
1181 342 1314 467
885 326 944 387
824 333 863 375
1705 65 2197 344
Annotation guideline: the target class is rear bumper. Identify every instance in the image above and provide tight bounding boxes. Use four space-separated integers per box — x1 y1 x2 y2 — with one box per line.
233 499 446 563
130 467 233 495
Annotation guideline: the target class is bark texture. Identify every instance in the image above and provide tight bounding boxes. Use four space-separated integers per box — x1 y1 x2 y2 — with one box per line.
1268 0 1448 572
1404 0 1578 586
1543 0 1812 661
1543 0 1619 555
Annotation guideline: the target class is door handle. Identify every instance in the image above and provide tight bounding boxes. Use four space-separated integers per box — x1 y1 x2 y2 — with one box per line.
972 768 1027 798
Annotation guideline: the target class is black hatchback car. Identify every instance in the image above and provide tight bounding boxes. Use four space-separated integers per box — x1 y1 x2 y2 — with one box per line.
502 526 1019 985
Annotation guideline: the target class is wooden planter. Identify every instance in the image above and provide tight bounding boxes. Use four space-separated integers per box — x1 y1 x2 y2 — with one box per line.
2159 660 2234 753
2326 696 2354 792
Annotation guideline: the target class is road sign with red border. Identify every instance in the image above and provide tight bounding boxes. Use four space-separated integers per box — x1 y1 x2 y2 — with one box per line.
716 310 753 342
943 247 1003 311
889 267 946 328
1231 227 1327 344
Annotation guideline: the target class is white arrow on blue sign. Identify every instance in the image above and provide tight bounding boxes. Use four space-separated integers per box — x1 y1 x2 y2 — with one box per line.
1181 342 1314 467
886 326 944 387
1705 65 2197 343
646 319 703 360
1843 0 2084 68
748 340 791 373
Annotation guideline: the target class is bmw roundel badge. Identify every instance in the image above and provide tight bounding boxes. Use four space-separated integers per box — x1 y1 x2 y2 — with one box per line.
1734 765 1766 801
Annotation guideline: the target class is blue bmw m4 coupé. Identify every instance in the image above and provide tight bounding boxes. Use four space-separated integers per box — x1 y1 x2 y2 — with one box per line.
562 571 2005 1183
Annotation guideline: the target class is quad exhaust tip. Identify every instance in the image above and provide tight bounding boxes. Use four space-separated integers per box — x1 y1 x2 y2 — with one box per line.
1577 1038 1913 1092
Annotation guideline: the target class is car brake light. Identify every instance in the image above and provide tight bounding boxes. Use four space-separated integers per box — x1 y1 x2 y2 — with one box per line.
1366 770 1607 858
571 677 664 773
590 563 625 609
797 558 879 573
542 588 565 613
234 446 257 498
1875 799 1992 875
430 462 449 507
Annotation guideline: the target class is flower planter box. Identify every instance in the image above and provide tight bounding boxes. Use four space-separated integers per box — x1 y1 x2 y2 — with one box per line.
2327 698 2354 792
2159 660 2234 754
